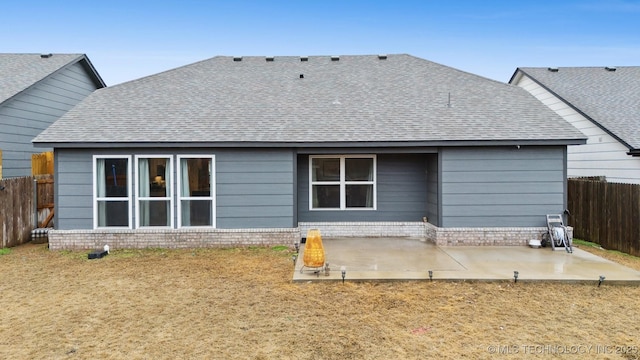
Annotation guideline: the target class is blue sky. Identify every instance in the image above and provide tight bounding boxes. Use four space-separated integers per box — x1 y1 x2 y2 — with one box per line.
2 0 639 85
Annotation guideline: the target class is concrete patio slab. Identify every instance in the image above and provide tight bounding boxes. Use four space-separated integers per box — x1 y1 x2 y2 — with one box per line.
292 237 640 283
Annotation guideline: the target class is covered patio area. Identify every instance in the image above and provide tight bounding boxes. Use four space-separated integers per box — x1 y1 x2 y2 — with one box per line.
293 237 640 283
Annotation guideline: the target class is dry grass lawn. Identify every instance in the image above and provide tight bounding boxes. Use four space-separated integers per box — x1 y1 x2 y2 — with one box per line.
1 242 640 359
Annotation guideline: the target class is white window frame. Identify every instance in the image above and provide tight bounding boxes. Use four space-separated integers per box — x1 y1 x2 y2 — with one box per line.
309 155 377 211
93 155 133 229
134 155 174 229
177 155 216 228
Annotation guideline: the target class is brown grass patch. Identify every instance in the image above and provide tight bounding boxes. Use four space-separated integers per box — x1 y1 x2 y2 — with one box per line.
1 243 639 359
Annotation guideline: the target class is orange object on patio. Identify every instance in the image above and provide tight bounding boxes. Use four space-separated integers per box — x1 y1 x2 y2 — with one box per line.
303 229 325 268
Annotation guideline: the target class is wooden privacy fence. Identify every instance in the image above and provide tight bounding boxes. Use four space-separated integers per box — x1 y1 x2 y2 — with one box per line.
0 176 36 248
32 151 54 176
567 178 640 257
0 175 54 248
36 175 55 228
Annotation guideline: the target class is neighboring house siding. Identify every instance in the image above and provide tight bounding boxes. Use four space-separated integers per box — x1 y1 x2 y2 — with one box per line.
297 153 428 222
0 62 98 177
516 75 640 184
55 148 295 230
440 146 565 227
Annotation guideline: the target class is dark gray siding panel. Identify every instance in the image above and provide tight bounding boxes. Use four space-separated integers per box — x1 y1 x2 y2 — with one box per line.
217 183 292 195
440 146 566 227
297 154 427 222
216 149 295 228
425 153 439 226
0 62 98 178
55 148 296 230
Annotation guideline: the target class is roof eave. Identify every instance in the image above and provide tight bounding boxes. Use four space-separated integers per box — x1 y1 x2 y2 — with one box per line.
33 138 587 149
508 68 524 84
0 54 106 108
78 54 107 88
514 69 636 151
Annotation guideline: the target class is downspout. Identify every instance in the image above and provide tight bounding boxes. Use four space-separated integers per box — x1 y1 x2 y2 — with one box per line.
562 147 568 225
33 178 38 229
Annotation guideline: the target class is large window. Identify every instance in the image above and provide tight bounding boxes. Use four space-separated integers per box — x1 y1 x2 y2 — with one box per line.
310 155 376 210
94 156 132 228
135 156 172 228
177 155 215 227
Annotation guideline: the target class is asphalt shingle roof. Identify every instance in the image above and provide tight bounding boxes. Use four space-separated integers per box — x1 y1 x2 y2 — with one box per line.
34 54 585 145
0 53 86 105
517 66 640 150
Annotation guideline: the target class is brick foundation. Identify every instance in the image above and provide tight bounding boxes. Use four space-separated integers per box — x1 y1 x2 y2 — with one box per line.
424 222 573 246
298 222 425 238
47 228 300 250
47 223 573 250
300 221 572 246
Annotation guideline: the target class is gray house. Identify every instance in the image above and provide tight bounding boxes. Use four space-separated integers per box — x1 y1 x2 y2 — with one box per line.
510 67 640 184
33 54 586 249
0 53 105 178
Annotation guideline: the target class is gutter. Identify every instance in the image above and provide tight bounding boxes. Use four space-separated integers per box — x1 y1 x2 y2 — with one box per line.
32 138 588 149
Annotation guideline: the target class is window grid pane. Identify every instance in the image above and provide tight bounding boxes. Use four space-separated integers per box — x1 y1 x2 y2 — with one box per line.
103 159 128 197
345 158 373 181
346 185 374 208
312 185 340 208
138 200 170 226
97 200 129 227
181 158 212 197
181 200 213 226
312 158 340 181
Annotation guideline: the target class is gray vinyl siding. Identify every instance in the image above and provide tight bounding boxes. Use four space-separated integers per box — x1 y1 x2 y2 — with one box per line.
425 153 439 226
0 62 98 177
297 154 428 222
56 145 567 230
440 146 566 227
55 149 94 229
54 148 295 230
216 149 294 228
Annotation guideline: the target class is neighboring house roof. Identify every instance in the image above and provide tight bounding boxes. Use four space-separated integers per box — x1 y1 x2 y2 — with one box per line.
34 54 585 147
511 66 640 153
0 53 106 106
